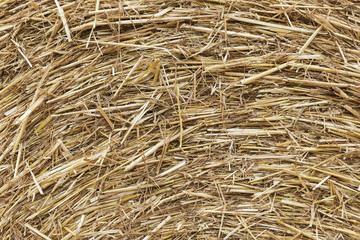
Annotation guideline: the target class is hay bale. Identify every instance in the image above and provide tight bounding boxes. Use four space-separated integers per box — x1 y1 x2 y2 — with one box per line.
1 0 360 239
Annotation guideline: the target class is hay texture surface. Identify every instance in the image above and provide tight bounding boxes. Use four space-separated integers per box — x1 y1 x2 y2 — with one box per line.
1 0 360 239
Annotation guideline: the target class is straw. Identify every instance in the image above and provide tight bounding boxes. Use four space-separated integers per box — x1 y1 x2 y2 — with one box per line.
1 0 360 239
